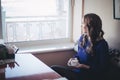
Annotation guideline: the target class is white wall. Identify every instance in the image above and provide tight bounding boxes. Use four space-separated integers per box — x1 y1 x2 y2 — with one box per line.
84 0 120 49
73 0 82 42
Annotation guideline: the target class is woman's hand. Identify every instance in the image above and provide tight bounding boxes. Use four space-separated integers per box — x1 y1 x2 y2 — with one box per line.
74 63 90 69
67 58 90 69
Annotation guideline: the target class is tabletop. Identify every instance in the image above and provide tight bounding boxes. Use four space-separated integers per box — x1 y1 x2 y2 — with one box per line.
0 54 62 80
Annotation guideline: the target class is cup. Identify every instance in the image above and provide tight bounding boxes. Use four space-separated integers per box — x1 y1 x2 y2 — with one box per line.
70 58 79 66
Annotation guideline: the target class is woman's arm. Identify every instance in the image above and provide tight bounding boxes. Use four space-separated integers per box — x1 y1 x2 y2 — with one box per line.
75 63 90 69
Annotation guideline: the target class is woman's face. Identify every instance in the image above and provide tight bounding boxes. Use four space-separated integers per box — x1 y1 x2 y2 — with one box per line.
82 23 87 33
82 23 89 36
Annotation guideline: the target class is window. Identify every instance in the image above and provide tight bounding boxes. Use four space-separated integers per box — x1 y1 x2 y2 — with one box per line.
1 0 72 47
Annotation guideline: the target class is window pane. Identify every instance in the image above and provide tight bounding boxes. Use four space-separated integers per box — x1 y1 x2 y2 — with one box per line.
2 0 58 17
1 0 71 42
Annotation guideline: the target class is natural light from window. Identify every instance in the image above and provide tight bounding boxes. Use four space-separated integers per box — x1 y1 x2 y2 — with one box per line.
1 0 71 43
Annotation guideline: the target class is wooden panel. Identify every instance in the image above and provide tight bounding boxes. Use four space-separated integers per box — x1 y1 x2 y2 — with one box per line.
34 49 76 66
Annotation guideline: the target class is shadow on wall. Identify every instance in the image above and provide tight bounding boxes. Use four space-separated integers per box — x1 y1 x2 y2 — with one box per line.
108 20 120 50
114 21 120 49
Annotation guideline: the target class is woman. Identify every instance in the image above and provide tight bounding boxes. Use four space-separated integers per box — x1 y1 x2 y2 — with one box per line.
51 13 109 80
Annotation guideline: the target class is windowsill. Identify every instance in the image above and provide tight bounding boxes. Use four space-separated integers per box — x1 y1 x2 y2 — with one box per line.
17 42 74 54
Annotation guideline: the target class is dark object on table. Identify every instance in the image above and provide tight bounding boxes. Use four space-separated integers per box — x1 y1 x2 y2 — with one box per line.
0 44 19 60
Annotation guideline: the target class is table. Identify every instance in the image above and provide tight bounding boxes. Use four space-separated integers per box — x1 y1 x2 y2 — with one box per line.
0 54 62 80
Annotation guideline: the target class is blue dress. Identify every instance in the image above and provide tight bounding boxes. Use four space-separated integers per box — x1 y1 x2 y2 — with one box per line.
74 34 109 75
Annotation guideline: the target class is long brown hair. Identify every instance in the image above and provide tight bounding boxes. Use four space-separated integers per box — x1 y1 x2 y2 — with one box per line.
82 13 104 54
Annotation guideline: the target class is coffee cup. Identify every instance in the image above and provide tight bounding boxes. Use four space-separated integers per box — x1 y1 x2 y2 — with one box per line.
70 58 78 66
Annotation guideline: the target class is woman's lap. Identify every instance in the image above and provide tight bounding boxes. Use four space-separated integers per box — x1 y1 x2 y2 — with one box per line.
51 65 89 80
